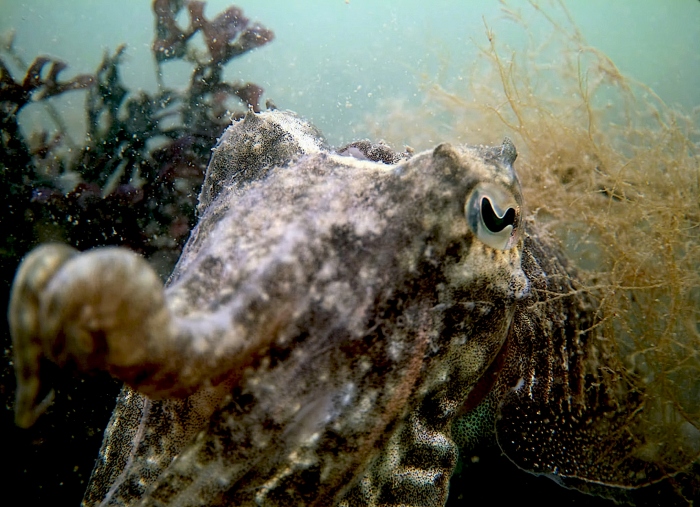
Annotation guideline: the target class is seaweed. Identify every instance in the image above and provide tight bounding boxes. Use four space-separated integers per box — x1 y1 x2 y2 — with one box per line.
2 0 273 273
0 1 273 503
370 1 700 504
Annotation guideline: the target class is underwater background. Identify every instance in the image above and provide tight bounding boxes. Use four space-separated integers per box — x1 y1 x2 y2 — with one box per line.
1 1 699 505
2 0 699 145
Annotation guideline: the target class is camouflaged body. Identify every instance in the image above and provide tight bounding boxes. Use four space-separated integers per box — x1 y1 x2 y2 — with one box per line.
81 109 528 506
11 109 686 507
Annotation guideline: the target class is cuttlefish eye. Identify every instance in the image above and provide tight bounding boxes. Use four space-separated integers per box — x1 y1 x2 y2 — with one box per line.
465 182 520 250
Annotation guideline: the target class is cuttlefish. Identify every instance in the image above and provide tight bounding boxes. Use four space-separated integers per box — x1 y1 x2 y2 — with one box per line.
9 109 693 506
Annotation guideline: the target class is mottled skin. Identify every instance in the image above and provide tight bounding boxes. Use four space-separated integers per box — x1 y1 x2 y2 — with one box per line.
451 228 686 495
9 110 688 506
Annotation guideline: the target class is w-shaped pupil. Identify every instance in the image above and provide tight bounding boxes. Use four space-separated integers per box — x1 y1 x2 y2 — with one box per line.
481 197 515 233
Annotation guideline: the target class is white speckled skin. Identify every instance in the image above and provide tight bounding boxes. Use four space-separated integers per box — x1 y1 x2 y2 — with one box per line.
10 110 683 506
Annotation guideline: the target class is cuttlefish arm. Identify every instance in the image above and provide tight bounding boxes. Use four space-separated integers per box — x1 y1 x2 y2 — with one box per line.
9 244 272 428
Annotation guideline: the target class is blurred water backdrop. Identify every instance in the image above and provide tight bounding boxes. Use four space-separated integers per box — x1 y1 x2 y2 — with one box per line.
1 0 698 146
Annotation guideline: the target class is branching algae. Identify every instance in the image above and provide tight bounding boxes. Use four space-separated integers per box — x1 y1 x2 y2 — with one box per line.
372 1 699 504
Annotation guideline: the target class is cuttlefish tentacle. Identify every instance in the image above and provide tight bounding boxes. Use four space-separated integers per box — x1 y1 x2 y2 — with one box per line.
10 243 78 428
9 244 270 428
